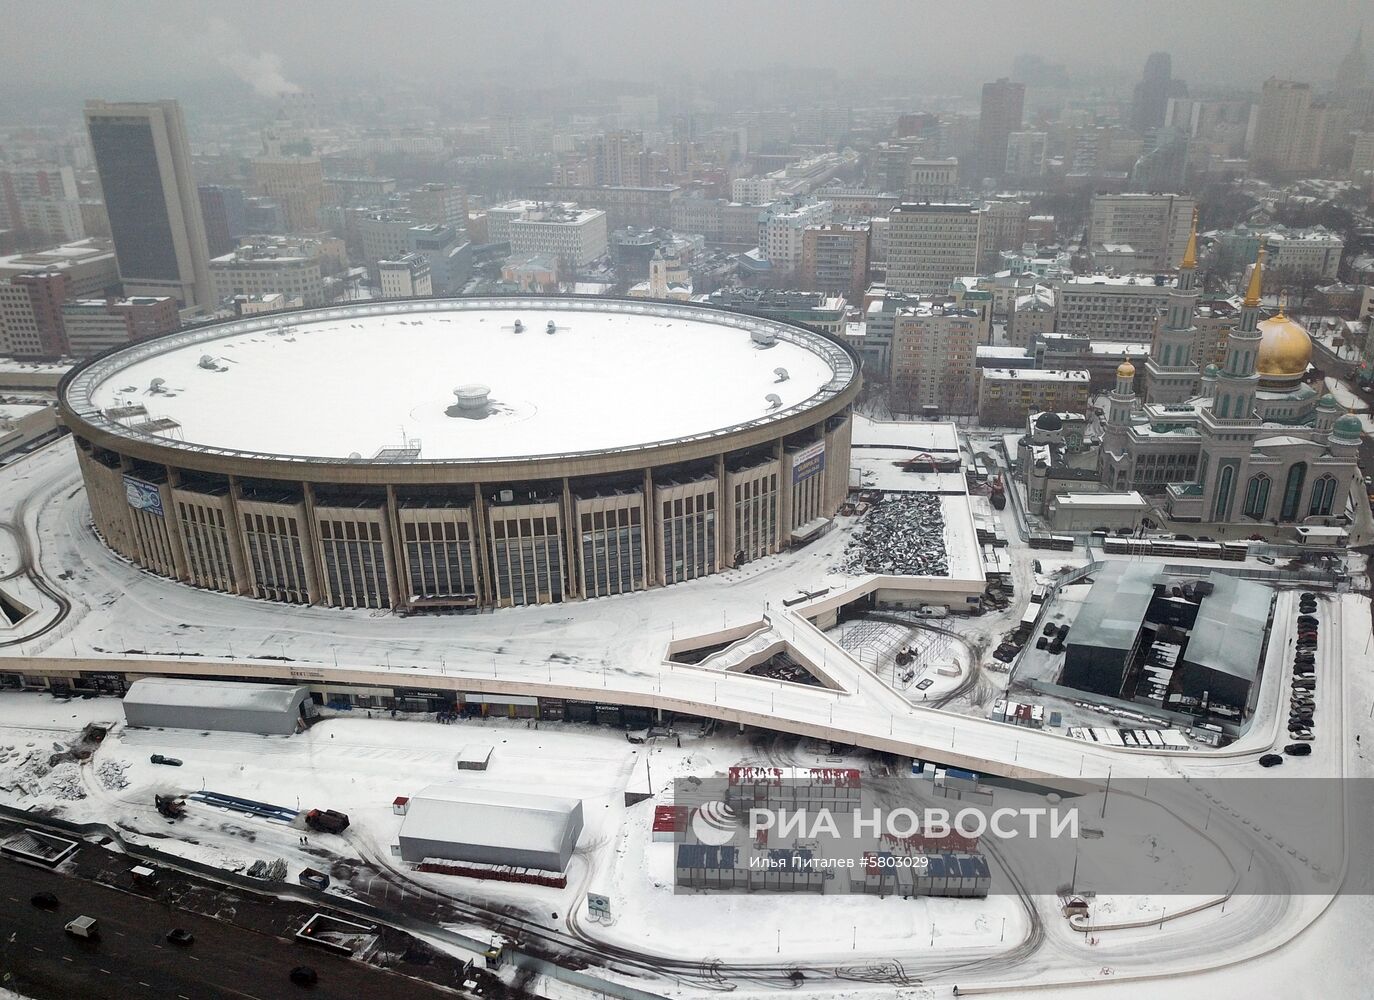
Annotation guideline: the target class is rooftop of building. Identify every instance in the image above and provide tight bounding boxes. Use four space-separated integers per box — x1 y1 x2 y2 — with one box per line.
66 298 852 464
981 367 1091 382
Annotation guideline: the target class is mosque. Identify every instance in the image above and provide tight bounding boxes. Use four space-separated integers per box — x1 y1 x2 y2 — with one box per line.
1100 218 1361 528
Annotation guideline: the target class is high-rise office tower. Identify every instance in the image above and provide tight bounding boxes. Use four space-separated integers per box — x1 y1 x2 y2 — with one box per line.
1131 52 1176 133
84 99 212 310
977 79 1025 180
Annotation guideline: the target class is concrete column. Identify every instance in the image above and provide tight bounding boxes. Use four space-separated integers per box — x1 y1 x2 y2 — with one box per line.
472 483 493 607
223 475 253 596
776 438 792 551
716 453 731 570
158 468 191 583
642 468 655 589
300 482 324 605
382 485 403 611
561 477 580 600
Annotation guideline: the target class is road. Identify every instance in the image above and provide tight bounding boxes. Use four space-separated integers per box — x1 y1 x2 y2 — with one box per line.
0 854 457 1000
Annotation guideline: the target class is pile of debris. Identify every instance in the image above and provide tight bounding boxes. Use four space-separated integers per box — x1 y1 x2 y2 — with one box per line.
835 495 949 577
246 858 288 881
46 763 86 800
97 759 130 790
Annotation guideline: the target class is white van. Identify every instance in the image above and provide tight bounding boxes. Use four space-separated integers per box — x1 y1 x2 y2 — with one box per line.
65 915 99 939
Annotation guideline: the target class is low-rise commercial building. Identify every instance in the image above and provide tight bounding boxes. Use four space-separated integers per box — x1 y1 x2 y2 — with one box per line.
209 239 326 308
379 253 433 298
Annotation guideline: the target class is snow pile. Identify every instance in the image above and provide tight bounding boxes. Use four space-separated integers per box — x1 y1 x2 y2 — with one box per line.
0 744 51 797
834 495 949 576
46 762 85 800
97 758 130 790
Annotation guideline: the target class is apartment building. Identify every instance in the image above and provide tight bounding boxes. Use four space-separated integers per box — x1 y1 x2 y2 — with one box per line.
890 302 981 414
1088 193 1195 271
977 368 1091 426
886 203 981 296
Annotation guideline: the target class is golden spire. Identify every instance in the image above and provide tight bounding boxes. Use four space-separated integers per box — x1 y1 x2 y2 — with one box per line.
1243 244 1266 308
1180 207 1199 270
1274 291 1286 319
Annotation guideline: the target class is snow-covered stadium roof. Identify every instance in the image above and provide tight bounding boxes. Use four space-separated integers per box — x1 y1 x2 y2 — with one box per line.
66 298 854 464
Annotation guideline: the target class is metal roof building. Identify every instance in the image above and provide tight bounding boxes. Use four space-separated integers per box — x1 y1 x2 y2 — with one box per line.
121 677 314 736
398 784 584 872
1061 563 1158 697
1178 573 1273 709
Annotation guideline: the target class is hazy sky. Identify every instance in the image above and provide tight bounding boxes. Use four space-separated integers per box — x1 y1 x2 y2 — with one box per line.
2 0 1370 103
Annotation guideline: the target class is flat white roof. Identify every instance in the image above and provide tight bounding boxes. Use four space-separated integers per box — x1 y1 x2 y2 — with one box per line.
401 783 580 855
850 415 961 453
76 300 847 462
1050 491 1148 508
981 368 1090 382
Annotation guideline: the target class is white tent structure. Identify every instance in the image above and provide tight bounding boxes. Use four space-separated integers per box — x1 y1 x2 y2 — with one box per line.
398 783 584 872
122 677 314 736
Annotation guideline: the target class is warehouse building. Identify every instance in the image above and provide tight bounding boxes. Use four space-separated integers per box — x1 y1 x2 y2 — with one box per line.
1060 563 1157 697
121 677 315 735
397 784 584 872
1176 573 1272 710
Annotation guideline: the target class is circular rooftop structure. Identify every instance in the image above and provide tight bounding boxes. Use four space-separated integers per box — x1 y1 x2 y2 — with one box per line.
60 297 861 613
65 297 853 466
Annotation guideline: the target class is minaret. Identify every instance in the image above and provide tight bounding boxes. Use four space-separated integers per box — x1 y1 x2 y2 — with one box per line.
1144 208 1201 403
1212 246 1265 423
1194 247 1265 523
1100 355 1138 488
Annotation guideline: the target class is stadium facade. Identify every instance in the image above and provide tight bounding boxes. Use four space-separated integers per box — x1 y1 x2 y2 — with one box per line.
59 297 860 611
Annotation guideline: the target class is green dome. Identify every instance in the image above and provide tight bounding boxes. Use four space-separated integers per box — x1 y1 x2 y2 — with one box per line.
1334 414 1363 439
1317 393 1339 409
1202 363 1220 377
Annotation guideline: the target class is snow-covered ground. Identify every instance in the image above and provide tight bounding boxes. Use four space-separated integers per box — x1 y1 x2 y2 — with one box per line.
0 438 1369 994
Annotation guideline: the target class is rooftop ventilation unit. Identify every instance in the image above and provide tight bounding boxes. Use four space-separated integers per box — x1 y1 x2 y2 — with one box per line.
751 329 777 348
773 367 790 383
447 384 492 420
765 393 782 410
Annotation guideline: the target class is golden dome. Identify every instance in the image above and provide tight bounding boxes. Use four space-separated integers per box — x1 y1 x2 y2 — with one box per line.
1117 358 1135 378
1256 312 1312 378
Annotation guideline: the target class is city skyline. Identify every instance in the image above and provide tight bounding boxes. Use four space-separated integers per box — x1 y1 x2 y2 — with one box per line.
2 0 1371 114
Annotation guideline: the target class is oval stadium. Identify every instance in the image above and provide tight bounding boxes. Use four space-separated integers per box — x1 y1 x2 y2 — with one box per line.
58 297 861 610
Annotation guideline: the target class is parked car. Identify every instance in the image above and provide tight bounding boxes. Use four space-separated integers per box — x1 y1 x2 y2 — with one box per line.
1289 730 1314 741
1297 615 1319 627
1197 535 1215 543
1258 555 1276 564
1300 592 1317 601
30 892 58 910
1258 753 1284 768
149 754 183 767
290 966 318 987
166 928 194 946
1283 743 1313 756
